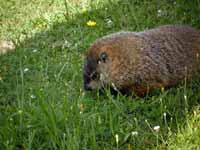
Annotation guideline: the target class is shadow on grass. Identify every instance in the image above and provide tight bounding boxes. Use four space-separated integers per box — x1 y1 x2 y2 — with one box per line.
0 0 200 149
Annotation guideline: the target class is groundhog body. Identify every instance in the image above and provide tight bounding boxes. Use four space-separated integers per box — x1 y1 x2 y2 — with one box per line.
83 25 200 96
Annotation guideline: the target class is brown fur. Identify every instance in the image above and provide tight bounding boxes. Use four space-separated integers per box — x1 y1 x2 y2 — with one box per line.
83 25 200 96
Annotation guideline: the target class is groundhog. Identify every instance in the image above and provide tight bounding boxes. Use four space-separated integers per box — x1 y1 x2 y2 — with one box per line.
83 25 200 96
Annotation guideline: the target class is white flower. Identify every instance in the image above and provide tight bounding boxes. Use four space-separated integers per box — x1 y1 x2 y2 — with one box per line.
32 49 38 53
105 18 113 26
131 131 138 136
24 68 29 72
157 9 162 17
30 94 36 99
163 112 167 117
115 134 119 144
184 94 187 100
62 40 71 49
153 125 160 132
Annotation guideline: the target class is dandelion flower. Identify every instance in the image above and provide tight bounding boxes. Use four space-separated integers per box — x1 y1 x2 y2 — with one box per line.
153 125 160 132
86 20 96 27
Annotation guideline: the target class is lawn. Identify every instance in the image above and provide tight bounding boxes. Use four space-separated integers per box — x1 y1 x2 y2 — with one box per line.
0 0 200 149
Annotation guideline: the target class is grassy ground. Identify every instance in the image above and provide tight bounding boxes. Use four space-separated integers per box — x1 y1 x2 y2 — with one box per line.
0 0 200 149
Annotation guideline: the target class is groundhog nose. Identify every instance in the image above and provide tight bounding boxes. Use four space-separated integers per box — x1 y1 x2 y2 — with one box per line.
84 84 92 91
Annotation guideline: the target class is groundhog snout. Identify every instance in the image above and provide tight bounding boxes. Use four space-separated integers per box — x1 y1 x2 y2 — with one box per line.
83 62 100 91
83 72 99 90
83 53 105 90
83 73 100 91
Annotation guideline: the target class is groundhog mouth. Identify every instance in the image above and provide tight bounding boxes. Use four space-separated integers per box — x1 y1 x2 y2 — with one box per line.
83 72 105 91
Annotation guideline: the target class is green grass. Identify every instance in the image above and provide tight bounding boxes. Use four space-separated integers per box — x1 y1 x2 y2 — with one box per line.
0 0 200 149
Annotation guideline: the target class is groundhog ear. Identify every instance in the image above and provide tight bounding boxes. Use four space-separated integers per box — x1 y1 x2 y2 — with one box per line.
100 52 108 63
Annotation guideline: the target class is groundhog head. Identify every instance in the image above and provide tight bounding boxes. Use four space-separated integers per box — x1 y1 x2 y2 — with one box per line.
83 43 114 91
83 33 141 93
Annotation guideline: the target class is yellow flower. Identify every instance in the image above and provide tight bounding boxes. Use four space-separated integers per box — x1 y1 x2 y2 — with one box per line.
86 20 96 27
161 86 165 92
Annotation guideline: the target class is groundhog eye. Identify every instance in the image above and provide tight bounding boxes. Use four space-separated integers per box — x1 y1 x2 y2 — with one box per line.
100 52 107 63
